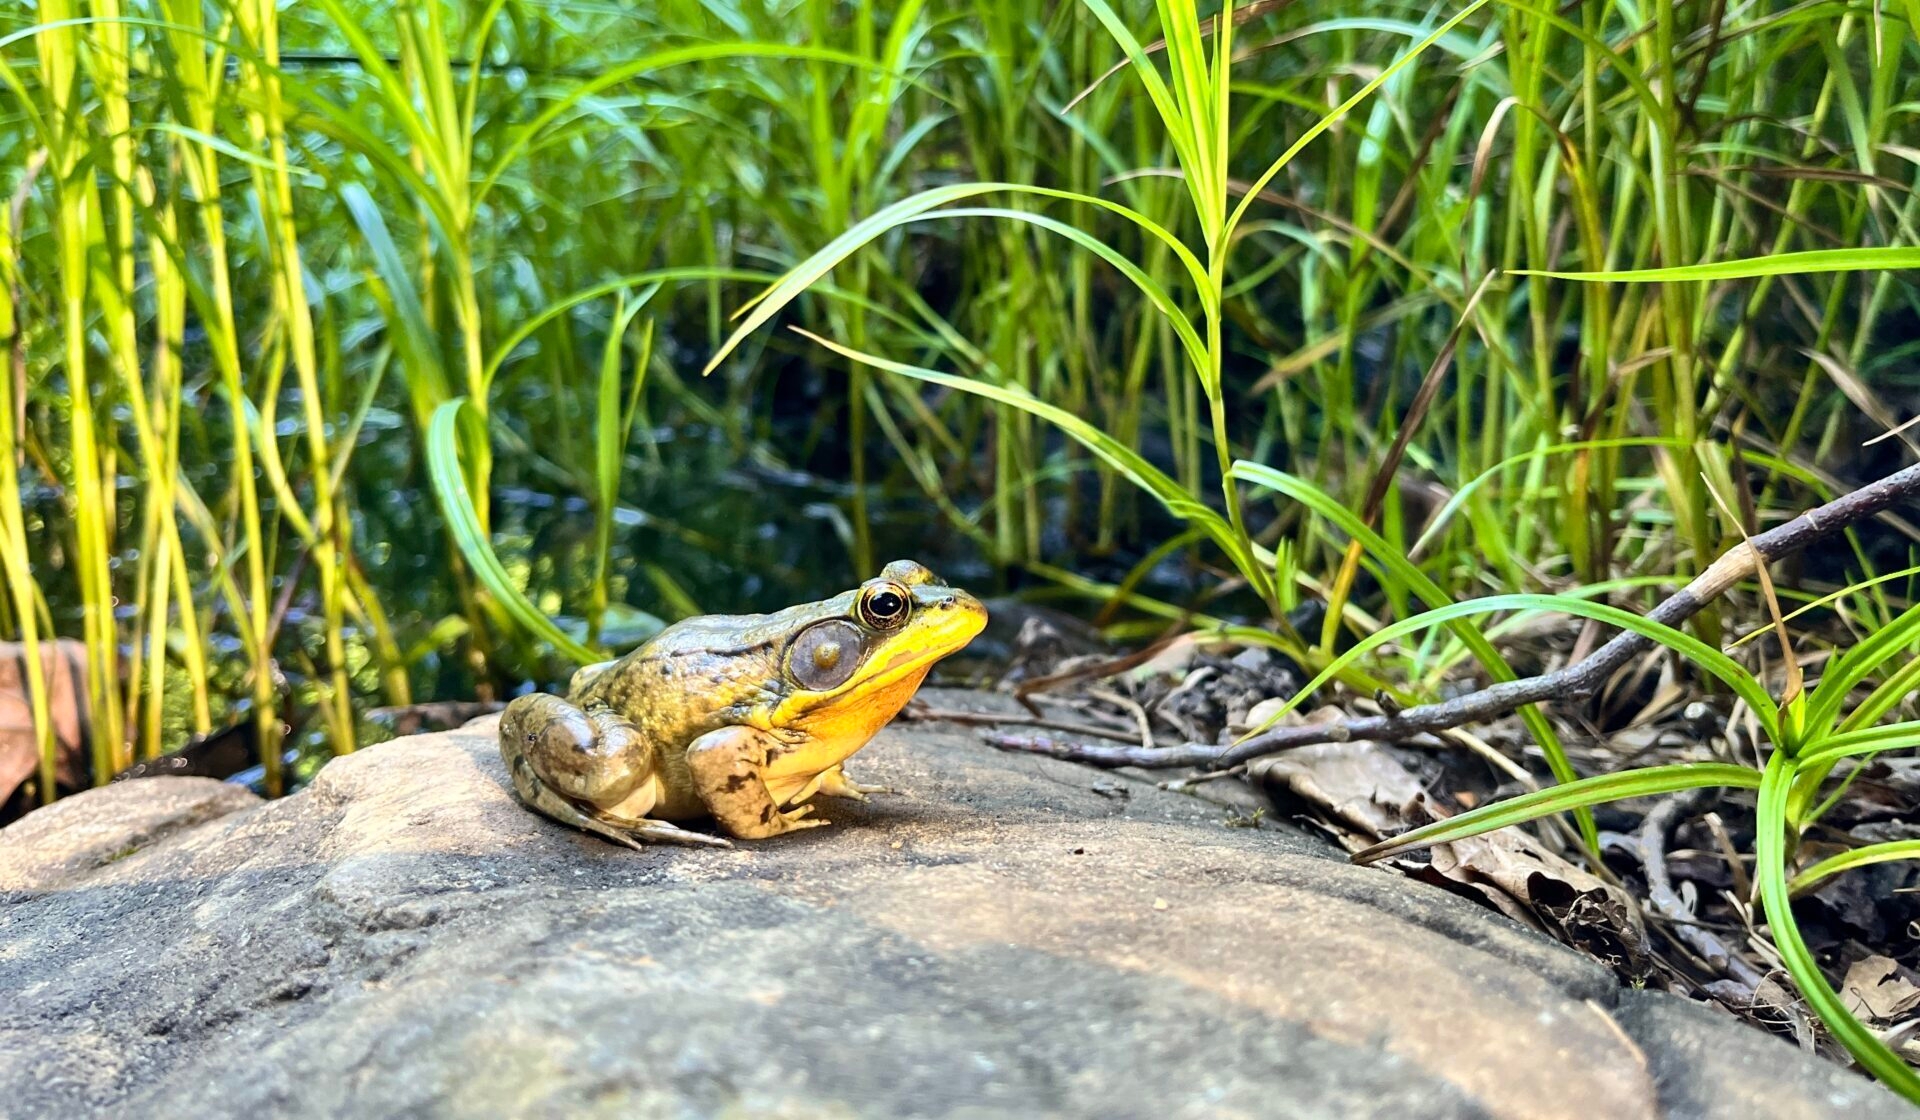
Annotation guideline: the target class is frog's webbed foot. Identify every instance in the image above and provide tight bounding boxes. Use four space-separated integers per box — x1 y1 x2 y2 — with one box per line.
686 727 832 840
816 764 891 801
503 744 733 850
593 813 734 849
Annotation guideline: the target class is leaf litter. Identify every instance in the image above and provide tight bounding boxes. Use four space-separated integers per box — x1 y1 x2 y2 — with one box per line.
976 606 1920 1072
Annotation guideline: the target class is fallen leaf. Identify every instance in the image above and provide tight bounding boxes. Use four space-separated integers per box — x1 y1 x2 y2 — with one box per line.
1842 955 1920 1022
1419 831 1654 981
0 640 91 816
1250 742 1431 845
1253 741 1652 979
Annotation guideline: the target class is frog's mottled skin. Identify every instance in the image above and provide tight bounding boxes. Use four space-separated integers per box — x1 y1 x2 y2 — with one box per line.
499 561 987 848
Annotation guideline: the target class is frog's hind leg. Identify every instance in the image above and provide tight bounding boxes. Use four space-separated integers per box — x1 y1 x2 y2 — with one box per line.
504 751 729 849
499 694 730 849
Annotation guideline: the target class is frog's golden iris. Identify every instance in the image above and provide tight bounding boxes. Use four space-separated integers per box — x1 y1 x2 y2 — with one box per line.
499 560 987 848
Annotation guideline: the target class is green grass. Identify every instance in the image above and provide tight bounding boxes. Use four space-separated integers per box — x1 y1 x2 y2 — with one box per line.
2 0 1919 1095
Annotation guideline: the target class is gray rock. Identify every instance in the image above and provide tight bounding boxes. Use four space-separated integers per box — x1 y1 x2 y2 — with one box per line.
0 689 1908 1119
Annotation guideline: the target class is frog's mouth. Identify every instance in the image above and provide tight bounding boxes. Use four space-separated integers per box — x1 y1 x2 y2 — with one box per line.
865 597 988 687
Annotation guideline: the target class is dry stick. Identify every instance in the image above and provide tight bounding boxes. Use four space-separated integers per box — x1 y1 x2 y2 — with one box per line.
989 461 1920 771
1637 788 1768 992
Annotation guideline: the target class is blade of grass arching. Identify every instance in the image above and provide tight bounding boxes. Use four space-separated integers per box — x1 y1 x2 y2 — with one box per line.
1354 763 1765 865
591 295 652 645
706 182 1210 375
483 268 779 393
1247 594 1780 744
473 42 895 205
1756 753 1920 1103
1232 461 1601 853
1789 839 1920 897
1415 576 1695 687
426 399 598 667
792 330 1262 586
1222 0 1491 245
1516 247 1920 282
912 207 1207 369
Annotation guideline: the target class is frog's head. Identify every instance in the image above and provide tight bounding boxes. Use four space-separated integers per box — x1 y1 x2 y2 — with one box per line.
771 560 987 734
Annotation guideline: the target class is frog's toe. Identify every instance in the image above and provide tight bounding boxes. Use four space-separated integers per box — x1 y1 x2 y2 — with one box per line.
624 819 735 848
579 817 649 852
780 804 831 829
817 766 890 801
589 813 732 849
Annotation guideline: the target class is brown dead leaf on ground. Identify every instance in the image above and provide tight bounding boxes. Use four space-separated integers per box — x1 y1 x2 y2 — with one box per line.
1251 741 1652 978
1418 831 1653 980
0 640 90 814
1250 742 1431 844
1844 955 1920 1023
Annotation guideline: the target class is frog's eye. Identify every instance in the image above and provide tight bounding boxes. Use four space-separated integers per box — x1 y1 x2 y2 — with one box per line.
788 620 863 691
858 581 912 631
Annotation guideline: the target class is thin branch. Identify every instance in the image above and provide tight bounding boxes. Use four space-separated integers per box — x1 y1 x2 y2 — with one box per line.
990 462 1920 771
1637 789 1767 992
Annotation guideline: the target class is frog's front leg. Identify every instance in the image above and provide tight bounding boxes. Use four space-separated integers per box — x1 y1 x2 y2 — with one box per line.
500 693 730 849
685 726 831 840
815 764 891 802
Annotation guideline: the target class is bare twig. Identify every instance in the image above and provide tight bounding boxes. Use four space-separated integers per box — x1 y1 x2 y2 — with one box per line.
990 462 1920 771
1638 789 1768 992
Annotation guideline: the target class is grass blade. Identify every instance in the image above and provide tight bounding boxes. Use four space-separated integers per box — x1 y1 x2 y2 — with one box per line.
1354 764 1764 864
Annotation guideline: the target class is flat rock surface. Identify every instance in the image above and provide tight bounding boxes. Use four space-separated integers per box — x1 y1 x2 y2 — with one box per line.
0 689 1906 1119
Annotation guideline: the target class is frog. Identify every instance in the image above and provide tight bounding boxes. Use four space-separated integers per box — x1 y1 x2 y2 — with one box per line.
499 560 987 849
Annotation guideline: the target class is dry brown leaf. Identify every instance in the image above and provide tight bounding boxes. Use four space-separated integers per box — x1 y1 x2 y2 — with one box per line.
1419 831 1654 980
0 640 91 810
1250 742 1431 844
1842 955 1920 1022
1251 741 1652 978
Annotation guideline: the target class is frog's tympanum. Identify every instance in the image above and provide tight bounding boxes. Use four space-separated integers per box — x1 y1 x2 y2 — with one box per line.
500 561 987 848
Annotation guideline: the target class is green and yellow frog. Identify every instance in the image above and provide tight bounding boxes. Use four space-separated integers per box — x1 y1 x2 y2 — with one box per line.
499 560 986 848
